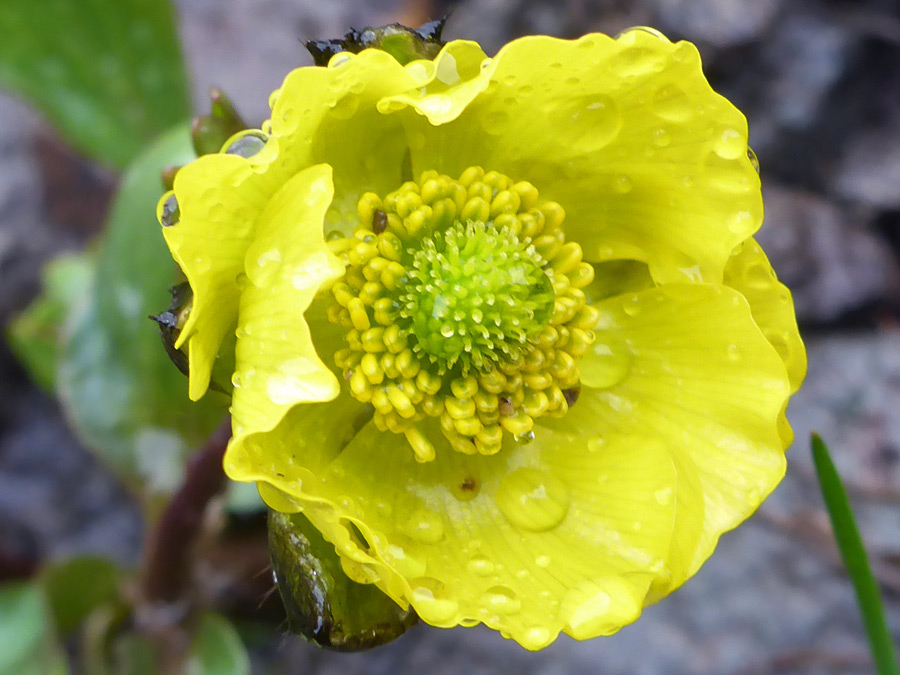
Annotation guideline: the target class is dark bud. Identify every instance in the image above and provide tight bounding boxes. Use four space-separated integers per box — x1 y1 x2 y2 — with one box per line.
161 164 182 191
305 17 449 67
269 511 418 651
562 387 580 407
191 87 249 156
150 282 193 378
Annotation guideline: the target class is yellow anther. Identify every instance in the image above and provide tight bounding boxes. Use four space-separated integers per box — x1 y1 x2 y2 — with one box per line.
499 413 533 436
512 181 539 209
416 370 442 396
450 376 478 399
373 297 394 326
361 327 386 352
360 353 383 384
377 232 403 261
357 192 382 224
569 262 595 289
445 397 476 420
347 298 370 331
387 386 416 418
533 231 565 259
349 242 379 266
550 242 584 275
380 352 399 379
490 190 521 217
454 416 483 437
566 328 594 358
405 427 436 462
477 424 503 446
458 166 484 187
395 192 422 218
474 390 499 413
540 201 566 229
350 369 372 400
396 349 420 379
363 256 389 281
421 178 444 204
478 369 507 394
422 396 444 416
524 372 553 390
380 261 408 291
383 324 405 352
551 351 577 380
517 212 541 239
460 196 490 223
522 390 550 417
359 281 383 305
404 207 429 235
333 282 354 307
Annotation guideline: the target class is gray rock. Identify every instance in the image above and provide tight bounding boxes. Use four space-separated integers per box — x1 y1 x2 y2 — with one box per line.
646 0 782 47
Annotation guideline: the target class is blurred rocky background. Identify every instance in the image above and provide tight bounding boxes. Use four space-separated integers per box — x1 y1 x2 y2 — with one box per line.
1 0 899 673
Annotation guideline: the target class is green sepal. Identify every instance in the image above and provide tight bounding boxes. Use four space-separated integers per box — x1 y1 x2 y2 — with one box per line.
306 18 447 66
268 511 417 651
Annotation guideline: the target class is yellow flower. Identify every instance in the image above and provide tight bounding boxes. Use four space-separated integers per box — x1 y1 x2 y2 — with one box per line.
158 28 805 649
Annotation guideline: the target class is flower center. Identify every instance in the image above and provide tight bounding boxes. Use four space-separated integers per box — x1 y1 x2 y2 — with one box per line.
327 167 598 461
398 220 554 372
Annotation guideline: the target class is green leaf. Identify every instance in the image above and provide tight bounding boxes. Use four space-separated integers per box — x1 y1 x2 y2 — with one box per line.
42 556 121 634
0 0 189 168
186 613 250 675
6 252 95 392
57 123 227 495
811 434 900 675
0 582 68 675
268 511 418 651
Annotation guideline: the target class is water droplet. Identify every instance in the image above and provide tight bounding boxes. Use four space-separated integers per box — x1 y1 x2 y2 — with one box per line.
587 437 605 453
159 193 180 227
481 585 521 614
651 128 670 147
481 109 509 135
579 95 622 149
713 128 745 160
654 487 673 505
406 509 444 544
613 175 633 193
410 578 459 623
652 84 692 122
235 272 248 290
581 338 632 389
515 84 534 102
496 468 569 532
514 430 535 444
535 554 551 568
231 373 242 388
726 343 741 361
747 148 760 174
727 209 755 234
224 130 268 158
440 324 455 338
467 555 495 577
520 625 552 650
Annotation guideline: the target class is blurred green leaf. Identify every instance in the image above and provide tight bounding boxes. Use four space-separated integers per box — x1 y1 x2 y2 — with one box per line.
111 633 158 675
0 0 189 168
186 613 251 675
811 434 900 675
0 582 68 675
58 123 227 495
6 252 95 392
42 556 121 634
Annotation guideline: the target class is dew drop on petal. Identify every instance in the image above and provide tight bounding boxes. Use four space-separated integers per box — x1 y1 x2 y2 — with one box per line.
406 509 445 543
654 487 673 505
713 128 745 160
581 338 632 389
467 555 495 577
481 109 509 135
727 343 741 361
514 430 535 444
410 577 459 624
520 625 553 650
496 468 569 532
535 554 551 568
481 585 521 615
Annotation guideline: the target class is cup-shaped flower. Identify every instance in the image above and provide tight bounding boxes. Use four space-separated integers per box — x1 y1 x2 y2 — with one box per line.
157 28 805 649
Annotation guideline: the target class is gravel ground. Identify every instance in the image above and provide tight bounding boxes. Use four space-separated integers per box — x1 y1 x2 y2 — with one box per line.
1 0 899 673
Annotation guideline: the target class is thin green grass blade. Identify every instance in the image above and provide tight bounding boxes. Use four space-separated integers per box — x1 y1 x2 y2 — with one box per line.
811 433 899 675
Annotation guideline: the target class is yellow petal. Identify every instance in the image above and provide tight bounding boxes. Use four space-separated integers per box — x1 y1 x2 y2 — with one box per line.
724 238 806 394
269 49 423 232
234 413 676 648
390 30 760 284
163 140 283 400
229 164 345 441
579 283 791 597
379 40 491 125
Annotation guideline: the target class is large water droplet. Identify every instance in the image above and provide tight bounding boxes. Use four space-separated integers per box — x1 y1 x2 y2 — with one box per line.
496 468 569 532
713 128 745 160
578 95 622 149
410 578 459 623
580 337 632 389
159 193 180 227
224 130 268 158
406 509 444 544
481 585 521 615
652 84 692 122
329 93 359 120
654 487 673 505
520 625 553 650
